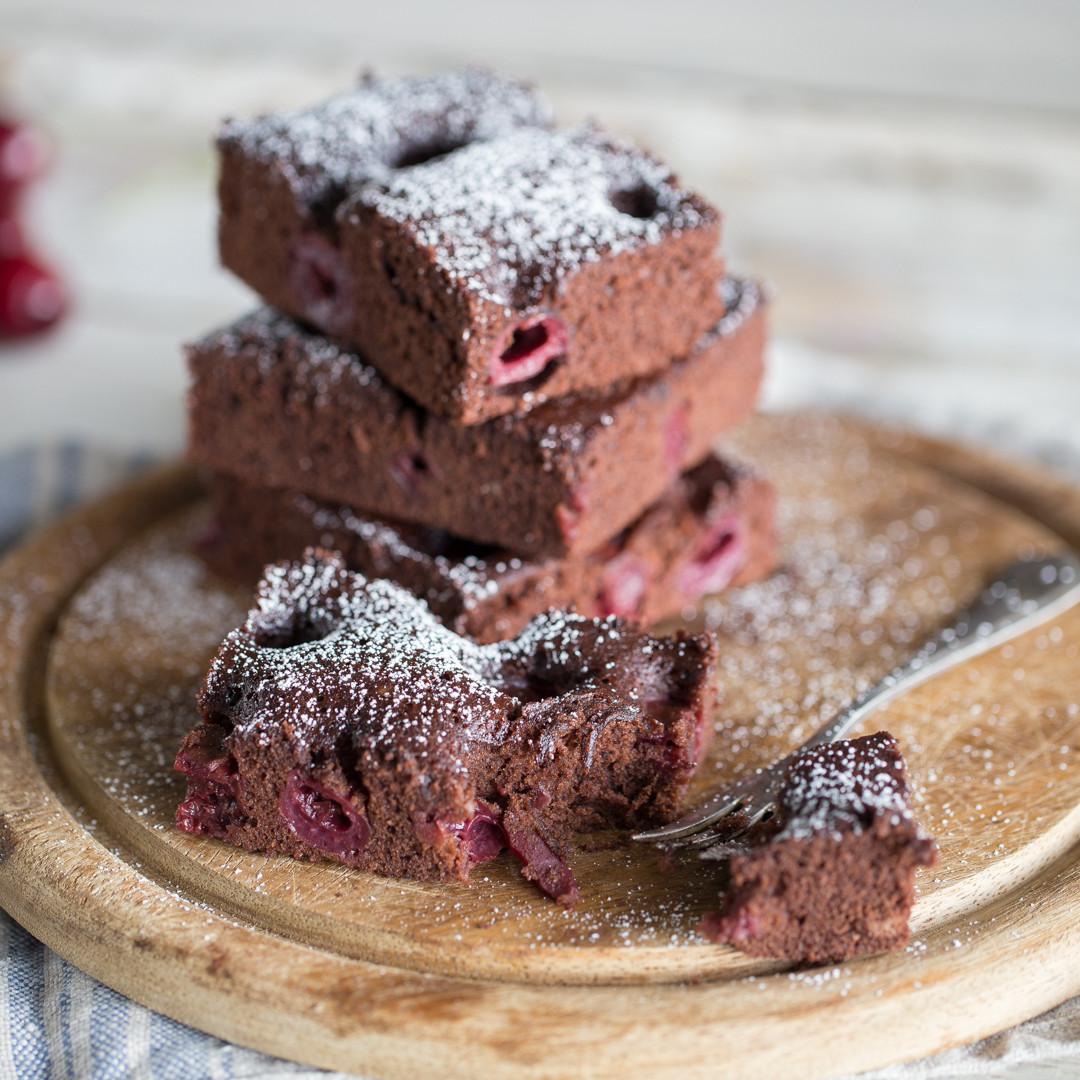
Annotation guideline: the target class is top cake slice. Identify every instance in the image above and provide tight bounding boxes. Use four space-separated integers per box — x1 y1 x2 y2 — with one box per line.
219 69 725 424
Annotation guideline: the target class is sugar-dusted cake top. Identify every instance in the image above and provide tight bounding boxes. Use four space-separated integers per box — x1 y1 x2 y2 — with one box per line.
199 550 717 776
351 123 718 309
218 68 552 215
778 731 923 840
202 552 511 771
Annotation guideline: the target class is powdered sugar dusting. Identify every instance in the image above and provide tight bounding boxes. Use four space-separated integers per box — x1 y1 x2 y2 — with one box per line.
778 733 915 840
197 307 386 396
203 551 709 774
207 554 516 769
219 68 551 217
351 124 716 308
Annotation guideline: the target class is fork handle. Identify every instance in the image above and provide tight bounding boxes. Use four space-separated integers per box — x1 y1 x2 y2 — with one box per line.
799 551 1080 752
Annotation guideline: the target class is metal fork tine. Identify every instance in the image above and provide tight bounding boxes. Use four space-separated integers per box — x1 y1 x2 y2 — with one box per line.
631 788 749 844
631 761 784 844
644 797 775 852
666 825 748 852
699 834 758 860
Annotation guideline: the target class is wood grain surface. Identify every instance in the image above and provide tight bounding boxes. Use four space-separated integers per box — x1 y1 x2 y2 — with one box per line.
3 412 1080 1078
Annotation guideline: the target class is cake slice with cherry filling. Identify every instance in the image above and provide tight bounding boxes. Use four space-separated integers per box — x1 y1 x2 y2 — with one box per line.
176 550 717 904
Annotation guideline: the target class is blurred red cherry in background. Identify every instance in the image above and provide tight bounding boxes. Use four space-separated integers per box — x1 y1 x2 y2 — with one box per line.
0 121 50 193
0 256 65 336
0 115 66 340
0 215 27 258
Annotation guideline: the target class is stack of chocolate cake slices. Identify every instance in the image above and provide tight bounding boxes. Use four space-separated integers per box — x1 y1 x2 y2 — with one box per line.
188 68 777 642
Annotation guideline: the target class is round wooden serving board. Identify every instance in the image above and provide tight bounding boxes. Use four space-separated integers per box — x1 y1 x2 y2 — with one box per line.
3 412 1080 1079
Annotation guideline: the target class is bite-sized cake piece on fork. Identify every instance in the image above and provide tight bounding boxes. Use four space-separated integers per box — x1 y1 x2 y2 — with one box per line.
219 68 724 423
698 732 938 964
176 551 718 904
187 277 765 561
197 454 778 643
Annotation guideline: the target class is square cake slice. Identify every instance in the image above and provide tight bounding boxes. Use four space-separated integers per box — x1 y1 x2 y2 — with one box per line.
333 123 724 422
220 69 723 423
197 454 778 643
187 277 765 561
698 732 938 964
176 551 718 904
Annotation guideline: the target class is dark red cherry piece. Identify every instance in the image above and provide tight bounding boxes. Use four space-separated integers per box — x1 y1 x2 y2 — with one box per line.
446 799 508 866
676 514 744 598
0 255 66 337
488 314 568 387
174 725 247 838
503 818 580 907
288 233 354 336
280 771 370 857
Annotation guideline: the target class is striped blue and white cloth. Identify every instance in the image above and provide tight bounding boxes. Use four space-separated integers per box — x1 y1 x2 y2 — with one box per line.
2 443 1080 1080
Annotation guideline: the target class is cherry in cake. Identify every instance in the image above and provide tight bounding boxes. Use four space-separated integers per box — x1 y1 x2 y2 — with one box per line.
698 732 937 964
176 550 718 904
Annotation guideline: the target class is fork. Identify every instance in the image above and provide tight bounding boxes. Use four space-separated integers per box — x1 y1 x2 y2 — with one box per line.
633 550 1080 857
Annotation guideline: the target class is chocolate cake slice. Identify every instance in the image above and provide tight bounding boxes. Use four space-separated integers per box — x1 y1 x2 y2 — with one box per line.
332 123 724 423
187 277 765 560
176 551 717 904
698 732 937 963
220 68 723 423
197 454 778 643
